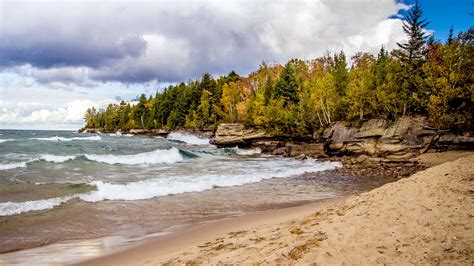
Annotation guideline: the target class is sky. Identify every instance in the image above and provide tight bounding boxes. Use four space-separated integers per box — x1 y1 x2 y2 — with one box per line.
0 0 472 130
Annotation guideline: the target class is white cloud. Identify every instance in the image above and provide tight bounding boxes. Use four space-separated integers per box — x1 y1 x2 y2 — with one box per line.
0 99 116 130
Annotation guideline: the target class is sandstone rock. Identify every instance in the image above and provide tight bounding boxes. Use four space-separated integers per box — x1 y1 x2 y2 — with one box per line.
286 143 326 157
353 119 390 139
214 123 271 146
273 146 290 156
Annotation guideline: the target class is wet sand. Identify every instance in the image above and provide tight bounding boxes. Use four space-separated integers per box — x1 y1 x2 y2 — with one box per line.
80 151 474 265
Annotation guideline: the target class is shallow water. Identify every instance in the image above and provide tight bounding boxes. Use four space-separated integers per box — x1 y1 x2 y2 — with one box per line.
0 130 396 264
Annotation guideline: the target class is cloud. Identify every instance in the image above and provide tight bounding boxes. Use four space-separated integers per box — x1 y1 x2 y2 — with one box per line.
0 0 410 87
0 99 116 129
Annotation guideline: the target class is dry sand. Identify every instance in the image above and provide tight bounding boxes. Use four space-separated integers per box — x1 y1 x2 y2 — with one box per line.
81 152 474 265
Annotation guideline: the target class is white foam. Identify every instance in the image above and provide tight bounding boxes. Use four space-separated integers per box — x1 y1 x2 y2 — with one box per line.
30 136 71 141
0 161 29 170
40 154 76 163
79 159 342 202
84 147 184 165
0 196 74 216
235 147 262 155
167 132 209 145
109 132 134 137
72 136 101 141
30 136 101 141
0 139 15 143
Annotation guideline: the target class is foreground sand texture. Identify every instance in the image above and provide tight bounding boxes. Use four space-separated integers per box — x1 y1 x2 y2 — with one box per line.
83 154 473 265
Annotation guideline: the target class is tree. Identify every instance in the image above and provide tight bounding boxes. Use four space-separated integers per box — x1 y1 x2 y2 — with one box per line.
274 61 299 106
396 0 429 67
308 73 339 126
220 82 241 122
330 51 349 96
424 28 473 131
345 53 376 120
447 25 454 45
395 0 430 113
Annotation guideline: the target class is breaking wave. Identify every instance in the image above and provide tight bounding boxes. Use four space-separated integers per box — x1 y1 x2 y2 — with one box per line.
0 161 29 170
0 196 74 216
0 159 342 216
167 132 209 145
83 147 185 165
30 136 101 142
39 154 76 163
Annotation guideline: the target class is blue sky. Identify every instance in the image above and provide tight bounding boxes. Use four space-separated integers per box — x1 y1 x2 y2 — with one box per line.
0 0 472 130
401 0 473 41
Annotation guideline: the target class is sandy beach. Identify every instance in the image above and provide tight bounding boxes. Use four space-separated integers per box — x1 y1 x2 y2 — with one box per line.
80 151 474 265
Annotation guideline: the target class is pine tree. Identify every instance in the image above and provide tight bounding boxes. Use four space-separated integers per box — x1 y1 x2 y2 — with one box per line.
396 0 430 67
395 0 430 114
447 25 454 45
274 61 299 106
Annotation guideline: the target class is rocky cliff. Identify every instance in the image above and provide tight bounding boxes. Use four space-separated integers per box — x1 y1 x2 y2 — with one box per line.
212 117 474 159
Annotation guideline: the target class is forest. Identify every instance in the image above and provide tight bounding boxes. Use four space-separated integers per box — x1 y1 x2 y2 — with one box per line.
83 4 473 135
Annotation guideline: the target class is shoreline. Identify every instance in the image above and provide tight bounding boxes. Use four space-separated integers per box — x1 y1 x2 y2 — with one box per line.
78 151 473 265
77 197 345 265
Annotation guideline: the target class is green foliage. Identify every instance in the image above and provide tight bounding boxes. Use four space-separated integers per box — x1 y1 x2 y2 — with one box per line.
274 61 300 106
424 28 473 131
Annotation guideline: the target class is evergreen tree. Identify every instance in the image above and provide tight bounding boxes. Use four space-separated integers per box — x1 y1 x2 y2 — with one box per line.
395 0 430 113
447 25 454 45
274 61 299 106
396 0 429 67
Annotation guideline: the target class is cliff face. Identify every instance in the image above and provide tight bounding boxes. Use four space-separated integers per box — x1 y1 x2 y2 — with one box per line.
212 117 474 159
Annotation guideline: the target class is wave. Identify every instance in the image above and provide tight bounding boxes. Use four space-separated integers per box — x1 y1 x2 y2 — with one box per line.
0 159 342 215
224 146 262 155
0 155 76 171
0 196 74 216
0 161 29 170
30 136 101 142
0 139 15 143
167 132 209 145
40 154 76 163
109 132 134 137
80 159 342 202
84 147 185 165
0 148 189 171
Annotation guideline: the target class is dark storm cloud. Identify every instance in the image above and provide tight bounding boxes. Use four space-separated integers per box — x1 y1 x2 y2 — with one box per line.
0 0 409 86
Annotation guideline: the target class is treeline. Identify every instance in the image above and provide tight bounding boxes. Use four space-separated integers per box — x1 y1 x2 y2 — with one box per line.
84 4 472 134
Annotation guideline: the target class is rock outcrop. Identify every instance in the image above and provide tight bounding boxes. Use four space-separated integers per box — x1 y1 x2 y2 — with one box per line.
213 117 474 158
211 123 272 146
80 128 170 136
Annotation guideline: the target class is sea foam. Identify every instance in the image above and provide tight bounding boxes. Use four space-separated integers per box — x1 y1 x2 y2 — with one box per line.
0 196 74 216
30 136 101 141
167 132 209 145
0 161 29 170
0 139 15 143
84 147 184 165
